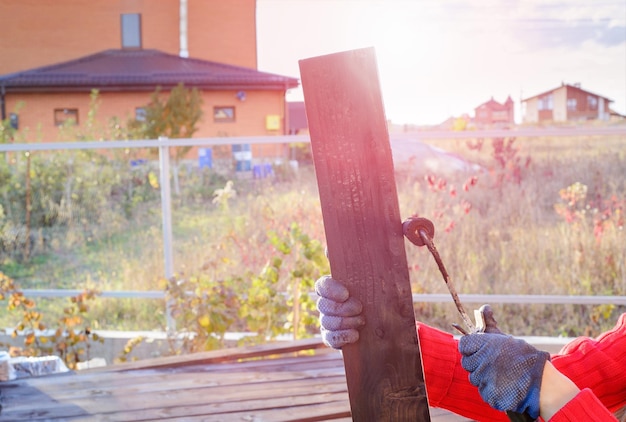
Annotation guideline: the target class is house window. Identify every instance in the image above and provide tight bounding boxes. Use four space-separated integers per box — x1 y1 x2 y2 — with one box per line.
588 95 598 110
121 14 142 48
9 113 18 130
214 106 235 122
538 94 553 111
493 110 507 120
54 108 79 126
135 107 146 122
567 98 577 111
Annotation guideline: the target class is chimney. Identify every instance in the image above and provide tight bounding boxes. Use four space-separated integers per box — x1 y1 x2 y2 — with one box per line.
179 0 189 58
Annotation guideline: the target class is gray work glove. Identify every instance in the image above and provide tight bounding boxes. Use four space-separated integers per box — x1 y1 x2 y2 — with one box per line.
459 333 551 419
315 275 365 348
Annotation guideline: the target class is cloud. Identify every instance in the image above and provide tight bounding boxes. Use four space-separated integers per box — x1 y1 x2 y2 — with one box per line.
258 0 626 123
511 18 626 50
433 1 626 50
598 25 626 46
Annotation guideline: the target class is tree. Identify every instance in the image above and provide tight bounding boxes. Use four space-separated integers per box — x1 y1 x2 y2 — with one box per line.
143 83 204 196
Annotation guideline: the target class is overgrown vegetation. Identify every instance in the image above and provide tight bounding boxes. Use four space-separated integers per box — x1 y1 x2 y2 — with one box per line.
401 134 625 337
0 88 327 366
0 272 103 369
163 222 326 354
1 93 625 367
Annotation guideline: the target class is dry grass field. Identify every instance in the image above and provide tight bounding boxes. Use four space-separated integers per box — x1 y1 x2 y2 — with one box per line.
1 131 624 342
399 134 625 336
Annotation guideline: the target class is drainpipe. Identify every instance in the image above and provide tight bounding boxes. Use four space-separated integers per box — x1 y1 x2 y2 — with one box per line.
283 81 289 136
179 0 189 58
1 84 6 121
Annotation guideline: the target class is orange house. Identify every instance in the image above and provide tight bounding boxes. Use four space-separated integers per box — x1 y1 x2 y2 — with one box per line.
0 0 299 163
521 83 615 123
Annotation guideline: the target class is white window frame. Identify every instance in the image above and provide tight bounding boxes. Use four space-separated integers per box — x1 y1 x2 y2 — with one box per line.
588 95 598 110
121 13 142 49
54 108 79 126
567 98 577 111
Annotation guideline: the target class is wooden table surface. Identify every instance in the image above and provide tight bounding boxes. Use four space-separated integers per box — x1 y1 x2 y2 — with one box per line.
0 339 473 421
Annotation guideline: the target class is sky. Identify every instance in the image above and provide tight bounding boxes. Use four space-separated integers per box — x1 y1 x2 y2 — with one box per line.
256 0 626 126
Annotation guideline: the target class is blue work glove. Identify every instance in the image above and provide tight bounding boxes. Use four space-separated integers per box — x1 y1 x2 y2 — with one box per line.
459 333 551 419
315 276 365 348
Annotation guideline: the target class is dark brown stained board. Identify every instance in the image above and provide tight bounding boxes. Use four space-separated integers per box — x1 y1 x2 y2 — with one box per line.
86 337 328 372
299 47 430 421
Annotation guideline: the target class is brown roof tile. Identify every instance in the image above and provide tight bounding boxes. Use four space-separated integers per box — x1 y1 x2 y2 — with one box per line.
521 83 612 102
0 49 299 92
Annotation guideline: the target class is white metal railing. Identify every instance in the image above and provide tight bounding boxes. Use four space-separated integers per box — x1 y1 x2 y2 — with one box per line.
1 125 625 154
19 289 626 306
0 135 310 153
412 293 626 305
21 289 166 299
2 127 626 330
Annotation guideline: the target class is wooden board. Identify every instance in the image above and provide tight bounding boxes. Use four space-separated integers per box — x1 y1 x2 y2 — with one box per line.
85 337 328 372
299 47 430 421
0 340 471 421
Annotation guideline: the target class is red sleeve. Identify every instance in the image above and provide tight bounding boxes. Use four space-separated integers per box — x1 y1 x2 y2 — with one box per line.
417 313 626 420
552 313 626 414
416 322 509 421
549 388 617 421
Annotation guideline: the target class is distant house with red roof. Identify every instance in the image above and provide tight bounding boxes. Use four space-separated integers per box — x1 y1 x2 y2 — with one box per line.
474 96 515 128
521 83 617 123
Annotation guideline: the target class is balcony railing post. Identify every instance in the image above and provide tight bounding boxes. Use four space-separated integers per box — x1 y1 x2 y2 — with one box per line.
158 138 175 333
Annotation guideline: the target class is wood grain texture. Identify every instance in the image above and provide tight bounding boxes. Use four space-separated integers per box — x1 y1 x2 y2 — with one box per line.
299 47 430 421
0 341 471 421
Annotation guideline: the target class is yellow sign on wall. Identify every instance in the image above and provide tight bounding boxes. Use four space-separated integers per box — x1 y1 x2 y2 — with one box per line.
265 115 281 130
